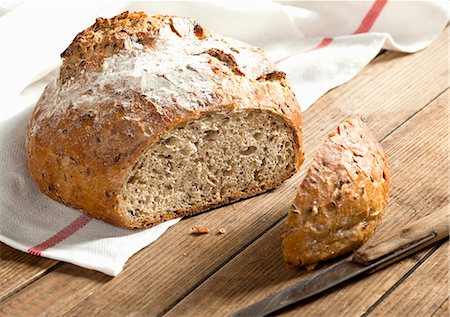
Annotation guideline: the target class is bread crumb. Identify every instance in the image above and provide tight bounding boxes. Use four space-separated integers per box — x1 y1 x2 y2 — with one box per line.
311 201 319 215
305 263 317 271
218 228 226 234
191 225 209 234
182 253 187 256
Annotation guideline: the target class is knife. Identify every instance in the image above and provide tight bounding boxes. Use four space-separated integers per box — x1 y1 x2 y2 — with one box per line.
231 205 449 317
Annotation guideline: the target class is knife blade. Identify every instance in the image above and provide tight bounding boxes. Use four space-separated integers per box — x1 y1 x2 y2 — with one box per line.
231 205 449 317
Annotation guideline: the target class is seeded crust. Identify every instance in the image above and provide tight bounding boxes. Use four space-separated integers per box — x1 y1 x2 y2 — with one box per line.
26 12 304 229
59 12 201 84
283 116 389 267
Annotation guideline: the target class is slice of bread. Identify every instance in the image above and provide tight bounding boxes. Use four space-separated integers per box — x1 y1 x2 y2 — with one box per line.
26 12 304 229
121 110 299 227
283 116 389 267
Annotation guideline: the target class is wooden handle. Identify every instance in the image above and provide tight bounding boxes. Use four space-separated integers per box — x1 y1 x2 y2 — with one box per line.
353 205 449 265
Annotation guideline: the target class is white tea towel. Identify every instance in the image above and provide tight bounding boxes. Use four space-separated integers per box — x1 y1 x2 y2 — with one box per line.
0 1 448 276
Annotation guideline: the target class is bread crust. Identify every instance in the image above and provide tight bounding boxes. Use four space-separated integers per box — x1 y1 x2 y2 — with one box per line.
26 12 304 228
283 116 389 267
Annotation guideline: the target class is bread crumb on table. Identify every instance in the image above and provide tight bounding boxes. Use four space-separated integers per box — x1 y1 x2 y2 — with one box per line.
191 225 209 234
218 228 227 234
305 263 317 271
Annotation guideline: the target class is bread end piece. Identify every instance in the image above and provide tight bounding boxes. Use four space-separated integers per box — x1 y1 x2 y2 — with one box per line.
283 116 389 267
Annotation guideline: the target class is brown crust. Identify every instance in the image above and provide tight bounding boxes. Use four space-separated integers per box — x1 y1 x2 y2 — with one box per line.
59 12 198 84
26 12 304 229
283 116 389 267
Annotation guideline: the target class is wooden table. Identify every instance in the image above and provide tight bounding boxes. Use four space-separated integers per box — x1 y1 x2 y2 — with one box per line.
1 28 448 317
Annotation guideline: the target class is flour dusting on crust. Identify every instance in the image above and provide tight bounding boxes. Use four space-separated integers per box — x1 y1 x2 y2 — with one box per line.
31 14 275 134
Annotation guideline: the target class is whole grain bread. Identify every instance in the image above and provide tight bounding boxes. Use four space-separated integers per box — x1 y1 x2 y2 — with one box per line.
26 12 304 229
283 116 389 267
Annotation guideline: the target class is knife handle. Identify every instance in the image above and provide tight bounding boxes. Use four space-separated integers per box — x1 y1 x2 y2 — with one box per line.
353 204 449 265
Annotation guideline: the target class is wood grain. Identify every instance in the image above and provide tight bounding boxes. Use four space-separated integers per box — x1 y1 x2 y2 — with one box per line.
368 241 448 317
0 243 58 302
353 204 449 265
0 26 447 317
432 298 449 317
0 264 110 317
165 90 449 317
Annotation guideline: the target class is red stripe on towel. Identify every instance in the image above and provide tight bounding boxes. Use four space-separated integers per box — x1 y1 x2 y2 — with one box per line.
276 0 388 64
353 0 388 34
27 214 92 256
275 37 333 64
305 37 334 51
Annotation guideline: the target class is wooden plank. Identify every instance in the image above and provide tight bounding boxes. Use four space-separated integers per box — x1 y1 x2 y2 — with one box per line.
164 90 449 316
432 298 449 317
368 241 449 317
0 263 110 317
1 27 447 316
0 243 58 302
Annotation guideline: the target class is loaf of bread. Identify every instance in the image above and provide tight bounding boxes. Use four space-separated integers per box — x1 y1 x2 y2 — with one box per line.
283 116 389 267
26 12 304 229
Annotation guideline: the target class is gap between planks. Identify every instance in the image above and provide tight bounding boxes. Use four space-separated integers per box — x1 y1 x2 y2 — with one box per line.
0 261 63 303
379 88 449 143
431 298 449 317
361 241 446 317
158 214 288 317
0 243 61 302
